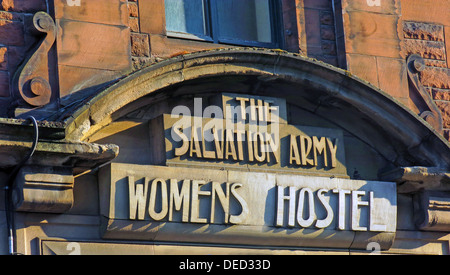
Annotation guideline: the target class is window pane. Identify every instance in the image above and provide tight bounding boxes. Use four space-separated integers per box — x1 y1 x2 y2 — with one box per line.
215 0 273 43
165 0 208 38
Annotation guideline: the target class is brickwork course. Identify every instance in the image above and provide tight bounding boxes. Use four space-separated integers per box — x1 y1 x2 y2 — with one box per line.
0 0 449 142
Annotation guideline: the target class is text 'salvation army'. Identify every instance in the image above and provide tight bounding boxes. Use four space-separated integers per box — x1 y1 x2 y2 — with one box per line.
171 96 339 169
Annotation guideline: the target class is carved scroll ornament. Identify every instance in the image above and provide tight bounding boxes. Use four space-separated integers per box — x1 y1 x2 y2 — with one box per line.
13 12 56 107
407 54 444 134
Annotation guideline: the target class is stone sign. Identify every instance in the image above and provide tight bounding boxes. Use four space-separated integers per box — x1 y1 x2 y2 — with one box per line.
149 93 347 178
99 163 397 250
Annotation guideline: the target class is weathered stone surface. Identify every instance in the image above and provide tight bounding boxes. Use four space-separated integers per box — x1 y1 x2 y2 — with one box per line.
138 0 166 35
401 0 450 26
128 17 139 32
381 166 450 193
56 20 131 71
54 0 127 26
430 88 450 101
131 33 150 57
404 39 446 60
342 11 402 58
346 53 379 86
13 165 75 213
128 1 138 17
377 57 408 100
420 67 450 89
403 22 444 41
436 101 450 128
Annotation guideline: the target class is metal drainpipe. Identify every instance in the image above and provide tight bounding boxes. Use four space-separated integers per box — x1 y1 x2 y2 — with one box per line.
5 116 39 255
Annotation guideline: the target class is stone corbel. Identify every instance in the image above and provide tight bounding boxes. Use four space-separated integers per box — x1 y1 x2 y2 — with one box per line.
0 119 119 214
406 54 444 134
12 166 74 213
380 166 450 194
413 190 450 232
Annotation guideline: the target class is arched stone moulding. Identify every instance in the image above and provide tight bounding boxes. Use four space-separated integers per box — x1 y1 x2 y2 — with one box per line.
62 48 450 170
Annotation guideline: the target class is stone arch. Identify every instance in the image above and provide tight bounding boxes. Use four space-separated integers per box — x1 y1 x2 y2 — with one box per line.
62 48 450 169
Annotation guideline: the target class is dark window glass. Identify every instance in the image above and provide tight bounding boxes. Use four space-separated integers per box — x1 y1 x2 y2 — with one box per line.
215 0 273 44
165 0 279 47
165 0 210 40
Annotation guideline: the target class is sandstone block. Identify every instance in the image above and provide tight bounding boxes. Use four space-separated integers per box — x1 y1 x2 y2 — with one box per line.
420 67 450 89
436 101 450 128
403 22 444 42
131 33 150 57
403 39 446 60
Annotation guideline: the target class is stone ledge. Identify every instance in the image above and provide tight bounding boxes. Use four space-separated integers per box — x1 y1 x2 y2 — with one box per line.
380 166 450 193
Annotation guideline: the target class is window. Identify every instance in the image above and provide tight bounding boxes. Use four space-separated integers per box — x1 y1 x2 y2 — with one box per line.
165 0 282 48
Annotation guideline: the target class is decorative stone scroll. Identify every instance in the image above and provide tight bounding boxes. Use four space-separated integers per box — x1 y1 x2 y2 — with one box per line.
406 54 443 134
13 12 56 107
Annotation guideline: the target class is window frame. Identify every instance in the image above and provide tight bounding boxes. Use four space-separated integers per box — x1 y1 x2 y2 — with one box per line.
165 0 284 49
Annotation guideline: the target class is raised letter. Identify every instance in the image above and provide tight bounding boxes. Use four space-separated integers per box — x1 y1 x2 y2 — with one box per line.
169 179 190 222
313 136 328 167
333 189 351 230
300 135 314 166
247 131 254 162
128 176 148 220
369 191 387 232
316 189 334 229
276 186 296 227
225 129 238 161
213 127 224 160
191 180 210 223
211 182 230 223
297 188 316 228
266 132 280 163
189 126 202 158
229 183 249 224
351 191 369 231
235 97 249 121
148 178 168 221
254 132 266 162
327 138 338 168
289 135 301 165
